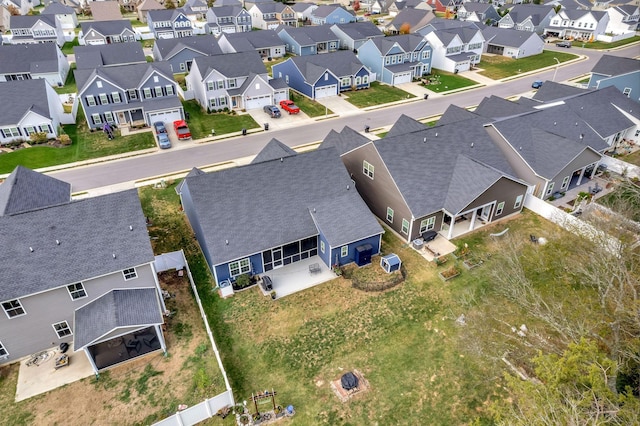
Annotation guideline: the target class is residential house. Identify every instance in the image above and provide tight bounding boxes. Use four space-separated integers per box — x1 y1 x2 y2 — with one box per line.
2 0 39 15
369 0 394 15
276 24 341 56
422 19 484 72
118 0 137 13
456 2 500 25
330 21 384 51
75 61 184 129
0 5 10 32
481 27 544 59
498 4 555 34
357 33 432 85
89 0 123 21
250 2 296 30
9 14 65 46
0 79 69 144
544 8 609 41
41 1 78 30
206 5 252 34
424 0 446 13
185 51 289 111
272 50 371 99
0 167 167 374
212 0 242 7
387 0 432 17
321 114 529 241
310 5 356 25
218 30 285 59
74 42 146 70
177 141 384 287
183 0 208 20
291 2 317 23
136 0 164 23
0 43 69 86
147 9 194 39
605 5 639 35
385 8 434 34
588 55 640 100
153 35 223 73
80 20 137 45
243 0 273 10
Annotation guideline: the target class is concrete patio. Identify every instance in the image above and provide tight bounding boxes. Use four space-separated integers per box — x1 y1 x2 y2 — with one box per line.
411 234 457 262
257 256 336 299
549 175 613 211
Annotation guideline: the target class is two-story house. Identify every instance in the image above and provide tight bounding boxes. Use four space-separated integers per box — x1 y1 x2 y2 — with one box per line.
310 4 356 25
74 42 147 70
80 20 137 45
498 4 555 34
422 19 484 73
0 167 167 375
385 8 434 34
276 24 341 56
291 2 317 23
544 8 609 41
206 5 251 34
387 0 433 17
456 2 500 25
183 0 208 20
75 61 184 129
137 0 164 23
357 33 432 85
41 1 78 30
147 9 194 39
218 30 285 59
250 2 296 30
330 21 384 51
186 51 289 112
588 55 639 100
9 14 65 46
0 43 69 86
153 35 223 73
605 5 639 36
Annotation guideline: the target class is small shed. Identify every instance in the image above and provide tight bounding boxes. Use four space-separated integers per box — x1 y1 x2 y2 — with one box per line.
380 253 401 273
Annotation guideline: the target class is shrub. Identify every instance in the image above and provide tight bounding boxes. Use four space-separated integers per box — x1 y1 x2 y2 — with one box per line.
59 134 72 146
30 132 49 144
235 274 251 289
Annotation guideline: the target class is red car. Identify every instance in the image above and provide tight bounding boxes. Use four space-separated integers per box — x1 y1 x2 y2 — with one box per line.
279 100 300 114
173 120 191 140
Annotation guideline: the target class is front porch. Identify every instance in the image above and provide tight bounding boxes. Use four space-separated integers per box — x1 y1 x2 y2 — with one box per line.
258 256 336 299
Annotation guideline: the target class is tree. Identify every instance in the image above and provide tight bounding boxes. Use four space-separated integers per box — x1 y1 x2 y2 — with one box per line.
165 0 176 9
7 4 20 15
353 0 360 12
399 22 411 34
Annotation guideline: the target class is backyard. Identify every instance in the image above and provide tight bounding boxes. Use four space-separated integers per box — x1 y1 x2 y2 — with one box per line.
477 50 578 80
181 100 260 140
344 82 415 108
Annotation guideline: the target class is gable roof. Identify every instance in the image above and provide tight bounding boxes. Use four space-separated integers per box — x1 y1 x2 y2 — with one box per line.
369 33 428 54
474 95 535 120
590 55 640 78
191 51 267 79
319 126 370 155
175 167 205 194
137 0 164 12
443 155 506 214
208 4 245 17
75 61 174 93
291 2 316 12
287 50 366 81
41 1 75 15
213 0 242 6
330 21 383 40
0 166 70 217
278 24 339 45
89 1 123 21
154 35 223 60
460 2 493 13
312 4 353 18
437 104 480 125
80 19 134 37
221 30 284 51
74 42 146 69
389 8 434 31
251 139 297 164
386 114 428 137
0 79 53 127
532 80 589 102
0 43 61 75
504 4 554 25
0 188 155 302
10 14 57 28
182 146 382 265
482 26 541 48
147 8 189 21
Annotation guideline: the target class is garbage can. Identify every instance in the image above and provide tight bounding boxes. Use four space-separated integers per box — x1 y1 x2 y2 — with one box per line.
424 93 429 100
185 112 190 120
264 123 269 131
242 128 247 136
211 129 215 136
364 125 370 133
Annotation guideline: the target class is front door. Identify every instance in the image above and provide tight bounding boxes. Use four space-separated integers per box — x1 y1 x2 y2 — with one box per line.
272 248 283 269
117 112 126 124
480 204 492 221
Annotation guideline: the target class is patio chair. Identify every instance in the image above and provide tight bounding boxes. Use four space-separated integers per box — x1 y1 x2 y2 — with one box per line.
530 234 539 244
125 339 141 355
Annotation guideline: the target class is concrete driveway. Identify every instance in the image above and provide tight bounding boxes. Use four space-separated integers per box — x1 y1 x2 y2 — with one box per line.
316 95 361 116
247 107 312 132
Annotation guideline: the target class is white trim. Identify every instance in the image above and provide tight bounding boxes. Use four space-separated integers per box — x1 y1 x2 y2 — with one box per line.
122 267 138 280
52 320 73 338
2 299 26 319
67 282 88 301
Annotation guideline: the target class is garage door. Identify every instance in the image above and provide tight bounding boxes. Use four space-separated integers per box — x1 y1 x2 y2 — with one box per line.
274 90 288 104
314 85 337 99
245 94 272 110
393 72 412 85
147 109 183 126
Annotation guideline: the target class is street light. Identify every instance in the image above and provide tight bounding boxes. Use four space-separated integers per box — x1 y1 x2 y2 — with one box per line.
552 57 560 82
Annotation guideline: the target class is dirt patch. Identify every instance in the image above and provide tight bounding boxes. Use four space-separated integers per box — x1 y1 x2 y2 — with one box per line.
330 370 370 403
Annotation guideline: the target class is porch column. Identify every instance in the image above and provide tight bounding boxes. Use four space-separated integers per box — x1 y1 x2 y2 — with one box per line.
156 324 168 355
590 161 599 179
469 209 477 231
576 167 586 186
83 347 100 377
447 214 454 239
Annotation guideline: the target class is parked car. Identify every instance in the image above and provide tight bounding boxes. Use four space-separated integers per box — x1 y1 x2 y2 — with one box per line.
153 121 166 134
173 120 191 140
157 132 171 149
556 41 571 48
531 80 543 89
279 100 300 114
263 105 281 118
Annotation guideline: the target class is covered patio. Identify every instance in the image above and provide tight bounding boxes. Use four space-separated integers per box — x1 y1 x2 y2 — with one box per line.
257 256 336 299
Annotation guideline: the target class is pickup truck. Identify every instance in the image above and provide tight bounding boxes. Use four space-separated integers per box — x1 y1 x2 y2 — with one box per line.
279 100 300 114
173 120 191 140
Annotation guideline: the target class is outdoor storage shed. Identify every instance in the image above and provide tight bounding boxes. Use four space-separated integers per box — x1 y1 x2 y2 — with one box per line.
354 244 373 266
380 253 401 273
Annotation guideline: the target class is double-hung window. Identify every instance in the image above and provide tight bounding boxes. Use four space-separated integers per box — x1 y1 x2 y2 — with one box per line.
401 219 409 235
496 202 505 216
363 160 374 179
419 216 435 233
341 245 348 257
86 95 96 106
123 268 137 280
2 300 25 318
53 321 72 338
99 93 109 105
143 88 153 99
386 207 394 223
112 92 121 103
229 258 251 277
67 283 87 300
154 86 163 97
514 194 523 209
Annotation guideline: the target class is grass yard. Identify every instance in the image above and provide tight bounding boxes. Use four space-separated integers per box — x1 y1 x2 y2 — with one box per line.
266 55 291 76
422 70 479 93
579 35 640 49
617 149 640 167
345 82 415 108
54 64 77 95
61 38 79 55
477 50 578 80
289 91 333 118
182 100 260 139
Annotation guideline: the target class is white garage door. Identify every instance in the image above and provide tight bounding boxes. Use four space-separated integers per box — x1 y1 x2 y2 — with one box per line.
147 109 183 126
314 85 337 99
245 94 272 110
393 72 412 85
274 90 288 104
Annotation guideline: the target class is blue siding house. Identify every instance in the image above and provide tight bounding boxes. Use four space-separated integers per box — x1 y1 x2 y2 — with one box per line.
276 25 341 56
311 5 356 25
178 139 383 294
272 50 371 99
588 54 640 101
357 34 432 86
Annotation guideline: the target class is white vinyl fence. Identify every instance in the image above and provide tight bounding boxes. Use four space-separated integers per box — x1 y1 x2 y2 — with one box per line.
153 251 235 426
599 156 640 180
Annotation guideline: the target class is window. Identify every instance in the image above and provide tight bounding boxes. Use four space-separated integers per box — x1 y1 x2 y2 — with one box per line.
153 76 159 83
422 50 430 59
324 73 328 81
514 194 523 209
561 176 570 189
99 93 109 104
2 127 21 137
67 283 87 300
320 240 325 254
229 258 251 277
0 341 7 357
363 160 374 179
122 267 137 280
496 201 505 216
104 112 115 123
546 182 555 197
155 86 163 97
128 89 138 100
2 300 25 318
341 77 351 86
180 63 186 71
217 80 225 90
86 95 96 106
39 123 52 133
112 92 121 103
207 81 215 91
363 75 369 84
91 113 102 125
53 321 72 338
623 87 631 97
419 216 435 233
341 245 348 257
143 88 152 98
96 81 103 88
386 207 394 223
24 125 36 135
166 85 174 95
401 219 409 234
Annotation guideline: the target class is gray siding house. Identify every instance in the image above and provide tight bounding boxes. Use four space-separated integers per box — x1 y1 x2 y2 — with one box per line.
80 20 137 45
9 14 65 46
481 27 544 59
217 30 285 59
153 35 224 73
588 55 640 102
0 167 167 374
0 43 69 86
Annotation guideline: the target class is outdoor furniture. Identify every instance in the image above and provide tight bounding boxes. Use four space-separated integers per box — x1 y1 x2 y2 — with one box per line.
54 354 69 369
421 230 437 242
309 263 321 274
143 335 158 348
530 234 539 244
125 339 141 355
261 275 273 292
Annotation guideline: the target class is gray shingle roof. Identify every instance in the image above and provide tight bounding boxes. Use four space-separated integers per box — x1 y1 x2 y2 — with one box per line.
482 26 541 48
0 79 52 127
74 42 146 69
222 30 284 51
389 8 433 31
443 155 505 214
147 8 189 21
192 51 267 80
154 35 222 60
41 1 75 15
0 188 155 301
213 0 242 6
251 138 297 164
474 95 535 119
319 126 370 155
424 17 482 32
506 4 554 25
288 50 365 81
386 114 428 137
75 61 174 93
209 4 244 17
175 167 205 194
437 104 480 125
278 24 339 45
0 166 70 217
312 4 353 18
10 14 57 29
369 33 427 54
291 2 316 12
0 43 61 74
590 55 640 78
331 21 383 40
532 80 589 102
73 288 163 349
461 3 493 13
182 145 382 265
80 19 133 36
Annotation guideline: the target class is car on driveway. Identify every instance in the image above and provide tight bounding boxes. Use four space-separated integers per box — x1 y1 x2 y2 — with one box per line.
556 41 571 48
153 121 166 134
279 100 300 114
263 105 281 118
173 120 191 140
531 80 543 89
157 132 171 149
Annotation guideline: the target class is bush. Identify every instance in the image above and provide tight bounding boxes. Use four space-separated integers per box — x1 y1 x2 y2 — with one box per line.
30 132 49 144
59 134 72 146
235 274 251 289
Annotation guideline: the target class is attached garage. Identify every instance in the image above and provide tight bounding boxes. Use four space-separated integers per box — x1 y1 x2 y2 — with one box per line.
245 94 272 110
274 90 288 104
147 109 183 126
314 85 337 99
392 72 412 85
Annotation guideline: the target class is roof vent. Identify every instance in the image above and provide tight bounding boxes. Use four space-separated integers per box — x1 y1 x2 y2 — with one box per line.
580 134 584 139
519 146 523 150
112 253 117 259
56 240 60 245
346 184 350 190
423 137 427 143
313 208 316 213
29 247 34 252
129 225 133 231
575 122 578 126
554 121 556 125
435 132 438 137
280 157 283 162
225 239 229 245
470 142 474 148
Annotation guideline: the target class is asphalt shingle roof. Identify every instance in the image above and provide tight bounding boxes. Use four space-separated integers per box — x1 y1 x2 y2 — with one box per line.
590 55 640 77
251 138 297 164
0 79 52 127
80 19 133 36
532 80 589 102
74 42 146 69
319 126 370 155
312 4 353 18
41 1 75 15
437 104 480 125
288 50 365 81
386 114 428 137
331 21 383 40
154 35 222 60
10 14 57 28
279 24 339 45
369 33 427 54
75 61 174 93
0 43 61 74
222 30 284 51
474 95 535 119
482 26 540 48
192 51 267 79
0 166 70 217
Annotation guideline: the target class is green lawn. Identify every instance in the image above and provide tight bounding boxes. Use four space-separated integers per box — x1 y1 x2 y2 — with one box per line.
618 149 640 166
477 50 578 79
266 54 291 76
579 35 640 49
289 91 332 118
61 38 79 55
182 100 260 139
421 69 479 93
54 64 77 95
345 82 415 108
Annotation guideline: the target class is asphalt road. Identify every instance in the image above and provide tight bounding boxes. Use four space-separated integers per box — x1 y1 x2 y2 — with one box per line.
50 45 635 193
